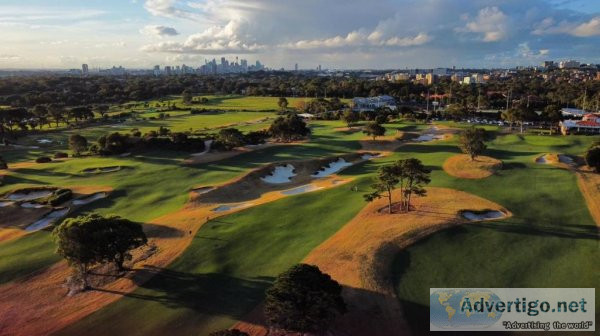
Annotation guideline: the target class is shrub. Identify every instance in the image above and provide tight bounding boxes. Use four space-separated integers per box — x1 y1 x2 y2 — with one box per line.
36 156 52 163
47 189 73 206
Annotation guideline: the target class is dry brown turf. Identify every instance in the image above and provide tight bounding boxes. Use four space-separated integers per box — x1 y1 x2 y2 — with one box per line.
233 187 510 336
443 154 503 179
0 172 352 336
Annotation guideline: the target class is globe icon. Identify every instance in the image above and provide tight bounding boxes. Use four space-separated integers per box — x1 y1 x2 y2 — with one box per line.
430 289 503 329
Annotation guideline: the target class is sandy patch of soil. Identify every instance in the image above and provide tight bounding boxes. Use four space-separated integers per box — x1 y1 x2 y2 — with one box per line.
0 172 353 336
194 153 368 204
359 134 404 152
576 168 600 227
443 154 503 179
233 188 510 336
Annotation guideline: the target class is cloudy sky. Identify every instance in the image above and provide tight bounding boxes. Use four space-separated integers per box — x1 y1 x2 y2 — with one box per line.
2 0 600 70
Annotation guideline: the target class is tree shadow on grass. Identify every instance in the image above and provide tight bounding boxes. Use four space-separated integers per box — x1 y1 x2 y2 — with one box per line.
95 266 273 319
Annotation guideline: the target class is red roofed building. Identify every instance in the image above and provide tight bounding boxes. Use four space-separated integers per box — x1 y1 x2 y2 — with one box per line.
560 113 600 135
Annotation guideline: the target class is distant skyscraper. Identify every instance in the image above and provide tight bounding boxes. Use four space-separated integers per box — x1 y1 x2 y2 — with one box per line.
318 65 322 71
295 63 298 71
81 64 89 75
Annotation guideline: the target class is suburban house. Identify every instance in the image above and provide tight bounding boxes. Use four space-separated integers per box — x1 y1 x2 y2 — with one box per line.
560 113 600 135
352 95 397 112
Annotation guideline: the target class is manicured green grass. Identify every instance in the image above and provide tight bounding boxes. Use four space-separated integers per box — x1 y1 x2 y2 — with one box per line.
0 119 365 284
56 172 374 336
390 134 599 333
2 113 598 335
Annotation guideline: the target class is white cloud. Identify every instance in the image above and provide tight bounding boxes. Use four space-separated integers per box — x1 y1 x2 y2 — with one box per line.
533 16 600 36
284 31 431 50
144 0 200 20
0 54 20 61
140 25 179 37
461 6 508 42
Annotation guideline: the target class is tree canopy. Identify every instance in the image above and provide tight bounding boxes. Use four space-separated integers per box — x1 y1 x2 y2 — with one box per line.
363 121 386 140
69 134 88 156
269 114 310 142
264 264 346 334
53 214 147 288
459 127 487 160
585 144 600 173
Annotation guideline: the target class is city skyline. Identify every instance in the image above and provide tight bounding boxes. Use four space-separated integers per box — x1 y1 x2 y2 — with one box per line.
2 0 600 70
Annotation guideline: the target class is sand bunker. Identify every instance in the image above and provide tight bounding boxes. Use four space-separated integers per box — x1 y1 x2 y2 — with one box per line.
461 210 507 221
281 184 324 195
82 166 123 174
312 159 353 178
21 202 47 209
191 186 216 195
361 153 381 160
3 189 55 202
25 208 70 232
0 201 14 208
36 139 53 144
261 164 296 183
414 133 445 142
211 202 253 212
195 154 365 204
72 192 108 206
443 154 502 179
535 153 576 166
191 140 214 157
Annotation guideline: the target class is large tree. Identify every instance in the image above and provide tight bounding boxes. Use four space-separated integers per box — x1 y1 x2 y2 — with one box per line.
53 214 147 288
264 264 346 334
363 121 386 140
459 127 487 160
364 165 401 214
47 104 65 127
277 97 289 110
269 114 310 142
397 158 431 211
341 108 359 127
365 158 431 213
585 145 600 173
542 104 562 134
69 134 88 156
217 128 246 150
182 89 193 105
96 215 147 270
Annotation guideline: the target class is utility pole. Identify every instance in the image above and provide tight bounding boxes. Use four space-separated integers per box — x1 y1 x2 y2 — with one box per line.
582 88 587 112
426 90 430 113
477 88 481 111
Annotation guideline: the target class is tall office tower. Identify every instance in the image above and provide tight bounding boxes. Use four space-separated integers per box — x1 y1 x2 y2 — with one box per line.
82 64 89 75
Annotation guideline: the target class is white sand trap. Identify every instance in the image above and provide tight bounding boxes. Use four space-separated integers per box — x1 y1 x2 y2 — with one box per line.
191 140 214 156
191 186 216 195
211 202 253 212
36 139 53 144
261 164 296 183
535 155 548 164
462 210 506 221
73 192 107 205
83 166 122 173
21 202 47 209
312 159 353 178
414 134 444 142
26 208 70 231
361 153 381 160
281 184 323 196
0 201 14 207
5 190 54 201
558 155 574 165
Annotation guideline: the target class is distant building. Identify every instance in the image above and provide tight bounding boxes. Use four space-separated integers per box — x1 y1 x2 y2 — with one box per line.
295 63 298 71
426 73 436 85
561 108 586 117
560 113 600 135
352 95 397 112
559 60 580 69
81 64 89 75
153 65 160 76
